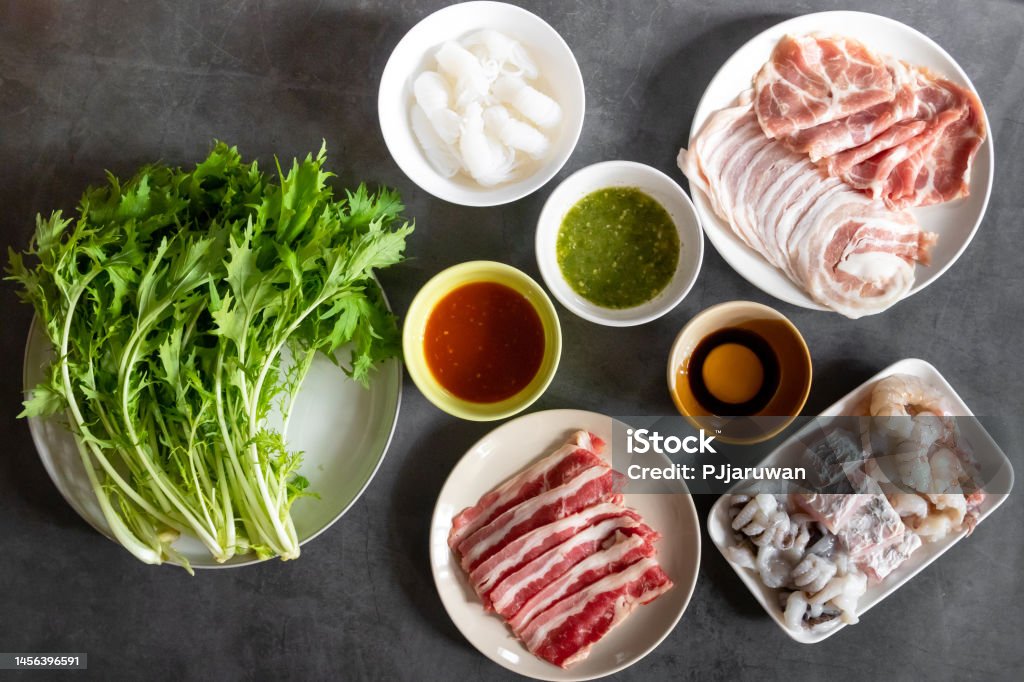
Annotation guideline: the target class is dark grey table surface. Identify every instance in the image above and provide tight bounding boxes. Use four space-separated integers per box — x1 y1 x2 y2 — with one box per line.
2 1 1022 679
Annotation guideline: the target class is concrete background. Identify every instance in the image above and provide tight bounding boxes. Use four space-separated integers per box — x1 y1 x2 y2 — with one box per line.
1 1 1022 679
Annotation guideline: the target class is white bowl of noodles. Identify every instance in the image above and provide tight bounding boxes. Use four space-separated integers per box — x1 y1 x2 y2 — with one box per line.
378 1 585 207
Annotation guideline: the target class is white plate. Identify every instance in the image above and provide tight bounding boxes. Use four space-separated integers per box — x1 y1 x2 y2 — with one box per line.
430 409 700 680
687 11 994 311
22 317 402 569
535 161 704 327
708 358 1014 643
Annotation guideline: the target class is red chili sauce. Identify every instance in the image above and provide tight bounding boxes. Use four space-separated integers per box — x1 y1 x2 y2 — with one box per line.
424 281 545 403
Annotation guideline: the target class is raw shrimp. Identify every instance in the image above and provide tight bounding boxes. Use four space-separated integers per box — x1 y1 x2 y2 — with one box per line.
929 447 966 493
462 29 539 79
434 41 492 107
491 75 562 129
483 106 550 159
412 72 461 144
410 104 461 178
869 375 958 492
890 425 936 491
458 102 516 186
870 374 952 421
889 492 929 518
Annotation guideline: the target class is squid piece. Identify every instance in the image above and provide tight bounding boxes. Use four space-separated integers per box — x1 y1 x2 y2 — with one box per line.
483 106 550 159
435 41 491 108
458 102 516 186
462 29 539 79
410 104 461 178
491 75 562 129
412 71 461 145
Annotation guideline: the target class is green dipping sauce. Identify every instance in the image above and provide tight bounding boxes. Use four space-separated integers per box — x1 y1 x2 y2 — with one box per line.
556 187 680 309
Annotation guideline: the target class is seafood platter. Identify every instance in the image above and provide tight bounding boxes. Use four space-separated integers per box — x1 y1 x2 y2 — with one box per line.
12 3 1013 680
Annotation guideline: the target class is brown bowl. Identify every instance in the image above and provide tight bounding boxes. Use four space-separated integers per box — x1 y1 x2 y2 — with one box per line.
666 301 812 444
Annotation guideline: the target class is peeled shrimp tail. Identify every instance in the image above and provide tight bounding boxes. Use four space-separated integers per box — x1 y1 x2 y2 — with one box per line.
870 374 953 420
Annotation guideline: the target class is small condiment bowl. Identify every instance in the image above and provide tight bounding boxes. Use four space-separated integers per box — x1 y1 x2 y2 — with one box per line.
403 261 562 421
378 1 585 207
535 160 704 326
667 301 812 444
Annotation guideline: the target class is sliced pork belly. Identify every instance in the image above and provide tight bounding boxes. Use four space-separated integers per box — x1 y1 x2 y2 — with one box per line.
754 34 894 139
456 464 623 572
681 97 935 318
448 431 605 549
519 558 674 668
508 532 656 633
490 517 657 618
469 503 635 602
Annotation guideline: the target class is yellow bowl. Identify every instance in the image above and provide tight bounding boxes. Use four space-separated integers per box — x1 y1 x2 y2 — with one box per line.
403 261 562 421
666 301 812 445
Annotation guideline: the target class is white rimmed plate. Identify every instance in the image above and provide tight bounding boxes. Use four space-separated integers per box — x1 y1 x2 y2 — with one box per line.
707 358 1014 642
22 317 402 569
430 409 700 680
687 11 994 311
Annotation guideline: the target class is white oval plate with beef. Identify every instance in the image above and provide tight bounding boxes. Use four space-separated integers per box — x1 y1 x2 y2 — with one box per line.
687 11 994 312
430 409 700 681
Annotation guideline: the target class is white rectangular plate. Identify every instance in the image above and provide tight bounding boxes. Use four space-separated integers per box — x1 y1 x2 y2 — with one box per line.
707 358 1015 643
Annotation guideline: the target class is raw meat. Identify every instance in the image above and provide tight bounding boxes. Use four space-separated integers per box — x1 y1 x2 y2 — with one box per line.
782 59 919 161
857 527 922 581
456 463 622 572
508 532 657 632
448 431 605 549
679 96 936 318
449 429 674 668
754 35 987 208
754 34 895 139
835 494 906 558
518 558 674 668
893 83 985 207
488 515 656 616
469 503 634 601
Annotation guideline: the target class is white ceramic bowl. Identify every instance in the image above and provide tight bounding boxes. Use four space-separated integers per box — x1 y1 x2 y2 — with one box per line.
378 1 585 207
535 161 704 326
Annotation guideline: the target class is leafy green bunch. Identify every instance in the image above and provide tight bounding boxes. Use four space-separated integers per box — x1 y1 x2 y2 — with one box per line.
8 142 412 572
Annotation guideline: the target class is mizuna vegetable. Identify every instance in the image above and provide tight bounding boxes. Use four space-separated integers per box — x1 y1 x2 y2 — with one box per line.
8 143 412 572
